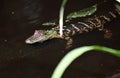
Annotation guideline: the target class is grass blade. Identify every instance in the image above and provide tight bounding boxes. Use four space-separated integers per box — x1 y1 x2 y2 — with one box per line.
51 45 120 78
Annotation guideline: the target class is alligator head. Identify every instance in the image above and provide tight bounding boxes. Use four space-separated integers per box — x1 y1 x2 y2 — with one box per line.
25 29 57 44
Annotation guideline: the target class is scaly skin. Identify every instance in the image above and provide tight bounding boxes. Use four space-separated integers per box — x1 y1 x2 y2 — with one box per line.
25 3 120 49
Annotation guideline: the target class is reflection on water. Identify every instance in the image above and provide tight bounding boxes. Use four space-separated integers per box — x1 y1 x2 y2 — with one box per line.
22 0 43 24
0 0 43 25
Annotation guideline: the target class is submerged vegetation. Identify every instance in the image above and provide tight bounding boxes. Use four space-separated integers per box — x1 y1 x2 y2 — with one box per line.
42 20 56 26
42 4 97 26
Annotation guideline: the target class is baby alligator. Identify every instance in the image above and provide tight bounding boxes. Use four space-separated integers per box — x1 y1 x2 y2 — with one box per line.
25 2 120 48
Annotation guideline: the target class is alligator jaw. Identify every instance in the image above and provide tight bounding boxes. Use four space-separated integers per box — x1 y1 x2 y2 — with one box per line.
25 30 47 44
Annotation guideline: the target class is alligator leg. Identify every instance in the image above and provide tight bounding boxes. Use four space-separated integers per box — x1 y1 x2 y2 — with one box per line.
103 29 112 39
96 23 112 39
65 37 73 49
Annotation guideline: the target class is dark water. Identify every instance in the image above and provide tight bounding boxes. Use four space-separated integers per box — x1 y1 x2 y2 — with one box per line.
0 0 120 78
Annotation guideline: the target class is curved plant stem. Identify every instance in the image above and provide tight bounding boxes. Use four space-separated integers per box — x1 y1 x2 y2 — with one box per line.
59 0 67 36
51 45 120 78
116 0 120 3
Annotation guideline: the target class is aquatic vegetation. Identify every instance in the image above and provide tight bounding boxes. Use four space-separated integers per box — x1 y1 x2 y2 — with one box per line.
59 0 68 36
42 20 56 26
42 5 97 26
66 4 97 20
116 0 120 3
42 0 68 36
51 45 120 78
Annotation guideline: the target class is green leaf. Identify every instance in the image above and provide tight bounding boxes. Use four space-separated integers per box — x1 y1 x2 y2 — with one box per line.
66 4 97 19
42 21 56 26
116 0 120 3
51 45 120 78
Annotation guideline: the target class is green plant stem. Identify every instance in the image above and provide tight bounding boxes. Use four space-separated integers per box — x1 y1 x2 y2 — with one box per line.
116 0 120 3
51 45 120 78
59 0 67 36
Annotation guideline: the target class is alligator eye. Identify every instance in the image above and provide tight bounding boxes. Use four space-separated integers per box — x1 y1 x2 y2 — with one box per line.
34 30 45 36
